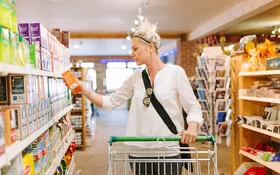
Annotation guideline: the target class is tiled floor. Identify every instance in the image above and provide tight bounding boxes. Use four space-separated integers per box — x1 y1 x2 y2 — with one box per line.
74 108 231 175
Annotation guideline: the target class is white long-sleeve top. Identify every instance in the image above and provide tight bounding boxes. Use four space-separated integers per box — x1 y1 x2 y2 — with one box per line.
103 64 203 148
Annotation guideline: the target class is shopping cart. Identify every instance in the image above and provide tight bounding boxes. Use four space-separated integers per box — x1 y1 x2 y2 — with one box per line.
108 135 218 175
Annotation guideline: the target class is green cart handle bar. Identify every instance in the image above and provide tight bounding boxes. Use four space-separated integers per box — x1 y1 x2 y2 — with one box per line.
109 135 215 145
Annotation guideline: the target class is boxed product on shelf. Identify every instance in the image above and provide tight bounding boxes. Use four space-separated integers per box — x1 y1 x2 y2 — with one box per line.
267 57 280 70
9 74 27 104
0 108 17 145
18 36 30 66
0 26 11 64
1 154 24 175
0 76 8 104
0 111 5 155
62 31 70 48
51 28 62 43
22 152 35 175
0 0 12 29
41 46 52 71
10 0 17 33
17 23 31 44
29 44 40 69
2 105 29 140
42 76 49 99
9 31 19 65
29 23 48 50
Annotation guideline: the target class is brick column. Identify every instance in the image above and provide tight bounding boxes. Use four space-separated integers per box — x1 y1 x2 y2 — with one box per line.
176 35 197 77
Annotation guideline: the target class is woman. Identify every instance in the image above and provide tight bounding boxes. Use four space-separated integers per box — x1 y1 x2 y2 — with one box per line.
74 20 203 175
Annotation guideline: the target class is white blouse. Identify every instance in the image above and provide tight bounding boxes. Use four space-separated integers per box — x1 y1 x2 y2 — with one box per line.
103 64 203 148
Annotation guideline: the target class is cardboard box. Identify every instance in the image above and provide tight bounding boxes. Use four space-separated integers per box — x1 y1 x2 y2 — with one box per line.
0 0 12 29
9 31 19 65
9 74 27 104
0 108 17 145
51 28 62 43
62 31 70 48
62 70 81 95
29 23 48 49
0 76 8 104
17 23 31 44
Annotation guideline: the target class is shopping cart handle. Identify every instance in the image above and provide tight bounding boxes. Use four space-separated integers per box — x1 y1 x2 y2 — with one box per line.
109 135 215 145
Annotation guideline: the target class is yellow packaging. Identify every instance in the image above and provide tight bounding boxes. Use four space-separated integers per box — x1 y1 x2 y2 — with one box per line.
62 70 82 94
0 26 10 64
10 0 17 33
9 31 19 65
22 152 35 175
0 0 12 29
18 36 30 66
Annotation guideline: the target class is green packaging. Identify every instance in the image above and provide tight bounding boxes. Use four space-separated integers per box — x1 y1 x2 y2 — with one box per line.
18 36 30 66
10 0 17 33
9 30 19 65
0 26 10 64
29 44 36 68
0 0 12 29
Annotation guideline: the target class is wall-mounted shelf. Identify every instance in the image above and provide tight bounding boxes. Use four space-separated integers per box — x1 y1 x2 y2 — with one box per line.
239 70 280 77
241 124 280 140
239 150 280 173
239 96 280 104
0 105 73 169
0 63 62 77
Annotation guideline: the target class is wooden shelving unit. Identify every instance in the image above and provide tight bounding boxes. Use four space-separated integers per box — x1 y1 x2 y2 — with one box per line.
70 67 86 151
231 54 280 175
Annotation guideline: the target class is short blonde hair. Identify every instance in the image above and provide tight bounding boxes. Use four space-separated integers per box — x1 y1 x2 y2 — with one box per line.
133 19 161 51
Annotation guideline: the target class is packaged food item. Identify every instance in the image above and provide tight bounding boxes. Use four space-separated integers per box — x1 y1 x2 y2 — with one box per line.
0 76 8 104
0 112 5 156
62 70 81 94
0 26 10 64
0 0 12 29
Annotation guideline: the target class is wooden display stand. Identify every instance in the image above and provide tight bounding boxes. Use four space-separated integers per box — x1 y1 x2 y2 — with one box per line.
230 54 280 174
70 67 87 151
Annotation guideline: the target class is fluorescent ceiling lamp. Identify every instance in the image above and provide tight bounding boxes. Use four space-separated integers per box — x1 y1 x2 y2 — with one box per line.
73 44 80 49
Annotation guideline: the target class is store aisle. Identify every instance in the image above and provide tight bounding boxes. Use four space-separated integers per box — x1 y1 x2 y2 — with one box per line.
74 109 128 175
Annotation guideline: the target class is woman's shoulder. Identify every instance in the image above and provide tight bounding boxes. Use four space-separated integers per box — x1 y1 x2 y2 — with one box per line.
166 64 184 72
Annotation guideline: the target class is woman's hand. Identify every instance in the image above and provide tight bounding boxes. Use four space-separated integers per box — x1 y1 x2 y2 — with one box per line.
180 122 199 144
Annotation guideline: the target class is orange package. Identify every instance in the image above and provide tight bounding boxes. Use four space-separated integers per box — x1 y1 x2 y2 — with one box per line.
62 70 82 94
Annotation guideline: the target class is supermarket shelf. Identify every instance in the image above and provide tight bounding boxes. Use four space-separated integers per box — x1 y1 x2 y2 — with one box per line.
0 105 73 169
0 63 62 77
239 150 280 173
46 129 75 175
239 96 280 104
239 70 280 77
66 156 75 175
242 124 280 139
71 110 82 113
73 128 82 131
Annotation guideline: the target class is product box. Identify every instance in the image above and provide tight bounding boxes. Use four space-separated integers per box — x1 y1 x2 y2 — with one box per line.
267 57 280 70
17 23 31 44
2 105 29 140
0 112 5 155
0 0 12 29
29 23 48 49
41 46 52 71
42 76 49 99
18 36 30 66
22 152 35 175
62 70 81 95
51 28 62 43
9 31 19 65
1 154 24 175
62 31 70 48
0 76 8 104
0 108 17 145
29 44 40 69
9 74 27 104
0 26 11 64
10 0 17 34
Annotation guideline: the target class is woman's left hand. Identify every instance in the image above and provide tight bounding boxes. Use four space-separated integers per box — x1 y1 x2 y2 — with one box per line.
179 122 199 144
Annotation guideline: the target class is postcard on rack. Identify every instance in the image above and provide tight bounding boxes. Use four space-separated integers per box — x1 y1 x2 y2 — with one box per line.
215 88 228 101
215 77 227 90
195 67 208 81
197 88 208 101
215 66 227 77
199 100 209 111
196 78 208 89
215 99 227 112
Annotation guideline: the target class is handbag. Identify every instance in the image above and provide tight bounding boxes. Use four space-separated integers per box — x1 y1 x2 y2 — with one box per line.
141 69 193 171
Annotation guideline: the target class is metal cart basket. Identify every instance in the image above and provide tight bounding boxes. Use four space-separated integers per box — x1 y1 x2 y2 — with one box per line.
108 135 218 175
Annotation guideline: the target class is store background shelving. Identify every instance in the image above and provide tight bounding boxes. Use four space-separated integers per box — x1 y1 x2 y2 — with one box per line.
231 54 280 175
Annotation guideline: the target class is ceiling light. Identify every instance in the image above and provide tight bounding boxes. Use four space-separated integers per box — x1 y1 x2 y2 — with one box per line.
121 45 127 50
272 30 276 35
126 36 131 40
278 28 280 33
139 15 144 21
73 44 80 49
131 27 136 32
134 20 139 25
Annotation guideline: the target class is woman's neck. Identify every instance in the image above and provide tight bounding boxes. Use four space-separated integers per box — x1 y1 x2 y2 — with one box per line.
146 56 166 78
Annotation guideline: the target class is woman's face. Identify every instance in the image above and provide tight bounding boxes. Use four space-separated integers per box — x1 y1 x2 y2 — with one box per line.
131 38 150 66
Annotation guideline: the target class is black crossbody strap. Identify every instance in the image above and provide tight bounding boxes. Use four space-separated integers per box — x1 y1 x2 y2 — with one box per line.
142 70 178 135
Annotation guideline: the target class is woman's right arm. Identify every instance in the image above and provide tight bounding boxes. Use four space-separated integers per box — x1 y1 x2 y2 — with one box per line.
79 82 103 108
